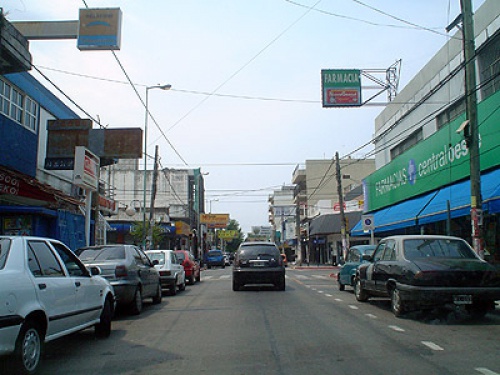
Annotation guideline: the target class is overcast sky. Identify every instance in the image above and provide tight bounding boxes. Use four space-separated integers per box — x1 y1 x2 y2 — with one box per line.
4 0 485 233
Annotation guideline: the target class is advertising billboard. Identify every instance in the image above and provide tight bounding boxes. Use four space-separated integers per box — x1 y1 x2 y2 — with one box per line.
321 69 362 107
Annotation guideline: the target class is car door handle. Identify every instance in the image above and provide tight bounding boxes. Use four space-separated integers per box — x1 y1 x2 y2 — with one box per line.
75 281 81 287
38 283 47 290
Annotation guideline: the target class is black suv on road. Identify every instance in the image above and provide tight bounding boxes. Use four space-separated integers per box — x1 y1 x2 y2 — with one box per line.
232 241 285 291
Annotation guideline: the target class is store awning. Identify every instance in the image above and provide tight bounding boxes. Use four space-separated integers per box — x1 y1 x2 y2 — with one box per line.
352 168 500 236
310 211 362 236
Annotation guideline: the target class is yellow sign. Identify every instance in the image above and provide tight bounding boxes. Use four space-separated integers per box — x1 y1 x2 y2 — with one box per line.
200 214 229 226
218 230 238 240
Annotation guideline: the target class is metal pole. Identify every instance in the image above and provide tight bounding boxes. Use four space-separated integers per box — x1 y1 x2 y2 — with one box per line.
335 152 348 261
460 0 483 257
143 87 149 249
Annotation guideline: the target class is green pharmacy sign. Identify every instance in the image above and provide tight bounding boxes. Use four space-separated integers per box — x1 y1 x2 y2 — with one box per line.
321 69 362 107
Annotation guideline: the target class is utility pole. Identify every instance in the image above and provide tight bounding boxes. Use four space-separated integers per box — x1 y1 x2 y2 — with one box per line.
460 0 483 257
148 145 160 249
335 152 349 262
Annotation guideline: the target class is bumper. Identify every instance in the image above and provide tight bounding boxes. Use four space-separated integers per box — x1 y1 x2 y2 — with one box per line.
0 316 23 355
207 260 225 266
396 283 500 305
110 282 138 306
159 276 176 289
233 268 285 285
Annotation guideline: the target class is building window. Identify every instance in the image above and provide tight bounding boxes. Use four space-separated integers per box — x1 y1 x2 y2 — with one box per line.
0 77 39 133
478 31 500 100
436 99 466 130
390 128 423 160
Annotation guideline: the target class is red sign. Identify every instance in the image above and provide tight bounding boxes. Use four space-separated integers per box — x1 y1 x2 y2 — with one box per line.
326 89 359 105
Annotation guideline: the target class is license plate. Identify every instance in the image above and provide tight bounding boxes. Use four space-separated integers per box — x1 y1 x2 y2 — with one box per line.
453 295 472 305
250 261 267 267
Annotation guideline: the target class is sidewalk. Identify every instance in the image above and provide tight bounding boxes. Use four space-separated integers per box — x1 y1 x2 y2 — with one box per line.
290 263 340 271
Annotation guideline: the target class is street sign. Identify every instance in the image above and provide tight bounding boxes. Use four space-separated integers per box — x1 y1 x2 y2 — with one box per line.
362 214 375 231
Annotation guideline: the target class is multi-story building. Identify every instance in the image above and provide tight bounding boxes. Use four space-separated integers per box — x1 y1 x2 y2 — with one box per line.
101 160 206 253
269 185 296 260
352 0 500 262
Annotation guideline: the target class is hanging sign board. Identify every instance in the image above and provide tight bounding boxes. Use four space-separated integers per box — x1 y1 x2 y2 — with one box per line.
321 69 362 107
73 147 99 192
78 8 122 50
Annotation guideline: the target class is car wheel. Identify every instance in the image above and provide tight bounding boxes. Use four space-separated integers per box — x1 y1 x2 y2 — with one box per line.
169 281 177 296
189 274 195 285
232 278 241 291
354 277 369 302
390 287 406 317
130 287 143 315
13 319 43 375
152 283 162 304
179 278 186 291
275 275 286 291
95 298 113 338
196 273 201 282
338 282 345 291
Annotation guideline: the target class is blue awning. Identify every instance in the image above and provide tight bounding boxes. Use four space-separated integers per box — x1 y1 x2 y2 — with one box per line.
352 168 500 236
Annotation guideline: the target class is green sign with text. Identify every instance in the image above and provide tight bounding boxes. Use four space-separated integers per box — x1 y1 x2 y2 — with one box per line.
364 90 500 212
321 69 362 107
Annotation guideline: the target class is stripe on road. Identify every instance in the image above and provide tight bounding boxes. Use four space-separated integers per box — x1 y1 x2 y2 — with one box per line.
421 341 444 351
389 325 405 332
475 368 500 375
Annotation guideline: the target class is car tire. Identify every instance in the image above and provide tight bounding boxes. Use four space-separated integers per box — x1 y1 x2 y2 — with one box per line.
232 278 241 291
152 283 162 304
13 319 43 375
179 279 186 291
338 282 345 291
196 273 201 282
390 287 406 317
354 277 369 302
169 282 177 296
189 274 195 285
275 276 286 291
130 287 143 315
95 298 113 338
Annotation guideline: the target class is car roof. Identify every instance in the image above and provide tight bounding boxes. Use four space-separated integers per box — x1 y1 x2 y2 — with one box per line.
240 241 276 246
381 235 465 241
146 249 174 253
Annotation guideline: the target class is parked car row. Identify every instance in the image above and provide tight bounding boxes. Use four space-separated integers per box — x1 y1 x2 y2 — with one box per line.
0 237 203 374
337 235 500 318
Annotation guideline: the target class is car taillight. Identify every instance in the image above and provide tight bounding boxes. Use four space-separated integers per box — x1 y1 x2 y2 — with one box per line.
159 270 171 277
115 265 128 278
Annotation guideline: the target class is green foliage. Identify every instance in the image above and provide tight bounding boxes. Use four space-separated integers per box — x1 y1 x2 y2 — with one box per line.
225 219 243 252
130 221 164 248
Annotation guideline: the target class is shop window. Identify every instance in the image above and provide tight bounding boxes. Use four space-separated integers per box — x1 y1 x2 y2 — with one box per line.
436 99 466 130
390 128 423 160
0 77 39 133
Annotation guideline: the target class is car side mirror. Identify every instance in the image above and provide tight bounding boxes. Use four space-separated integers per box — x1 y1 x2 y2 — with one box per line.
361 254 372 262
152 259 159 266
88 265 101 276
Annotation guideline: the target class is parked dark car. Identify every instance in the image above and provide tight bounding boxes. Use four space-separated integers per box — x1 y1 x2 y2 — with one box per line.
205 249 225 269
175 250 201 285
354 235 500 317
76 244 162 314
232 242 286 291
337 245 376 291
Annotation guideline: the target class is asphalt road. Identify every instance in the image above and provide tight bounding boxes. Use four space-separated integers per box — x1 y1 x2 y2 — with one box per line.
7 266 500 375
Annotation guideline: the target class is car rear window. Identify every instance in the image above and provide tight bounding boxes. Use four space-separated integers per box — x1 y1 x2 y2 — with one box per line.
0 239 11 270
147 252 165 264
238 245 279 260
77 246 126 261
208 250 222 256
176 252 186 261
403 239 477 260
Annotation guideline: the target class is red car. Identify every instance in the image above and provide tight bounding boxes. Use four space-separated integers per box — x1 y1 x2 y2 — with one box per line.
175 250 201 285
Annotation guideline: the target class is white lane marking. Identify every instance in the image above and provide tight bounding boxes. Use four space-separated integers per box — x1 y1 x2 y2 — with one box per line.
295 275 309 279
325 294 333 297
421 341 444 351
475 368 500 375
220 275 230 279
318 290 324 294
334 298 343 302
348 305 359 310
312 275 328 279
312 288 317 291
365 314 377 319
389 325 405 332
203 276 213 280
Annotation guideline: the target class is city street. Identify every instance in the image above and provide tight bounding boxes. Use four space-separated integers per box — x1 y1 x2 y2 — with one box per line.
9 267 500 375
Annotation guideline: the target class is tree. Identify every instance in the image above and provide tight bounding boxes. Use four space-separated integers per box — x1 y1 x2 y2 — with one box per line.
225 219 243 253
130 221 164 249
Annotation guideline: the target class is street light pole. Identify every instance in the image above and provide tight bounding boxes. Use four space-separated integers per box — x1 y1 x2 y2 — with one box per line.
143 84 171 249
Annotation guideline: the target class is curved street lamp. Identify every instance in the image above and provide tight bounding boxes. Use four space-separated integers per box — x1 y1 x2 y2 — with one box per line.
143 84 171 249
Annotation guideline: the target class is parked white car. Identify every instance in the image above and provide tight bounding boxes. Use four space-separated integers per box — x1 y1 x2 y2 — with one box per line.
146 250 186 295
0 236 115 374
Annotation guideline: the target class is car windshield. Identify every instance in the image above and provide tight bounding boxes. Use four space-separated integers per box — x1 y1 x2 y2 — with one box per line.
0 239 11 270
403 238 477 260
176 252 186 261
238 245 279 260
208 250 222 257
148 252 165 265
77 246 126 261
